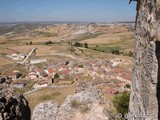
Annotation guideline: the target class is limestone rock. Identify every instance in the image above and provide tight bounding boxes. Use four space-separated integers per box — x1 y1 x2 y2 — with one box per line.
32 83 109 120
32 102 59 120
129 0 160 120
0 84 31 120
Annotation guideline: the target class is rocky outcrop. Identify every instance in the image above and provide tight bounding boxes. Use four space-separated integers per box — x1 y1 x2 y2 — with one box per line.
32 102 59 120
129 0 160 120
0 83 31 120
32 83 109 120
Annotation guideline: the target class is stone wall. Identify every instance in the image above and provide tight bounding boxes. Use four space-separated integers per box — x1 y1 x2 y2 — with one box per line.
129 0 160 119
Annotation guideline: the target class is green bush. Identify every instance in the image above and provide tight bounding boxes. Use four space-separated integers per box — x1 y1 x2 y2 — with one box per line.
44 41 52 45
54 73 59 79
113 92 130 117
73 42 82 47
84 43 88 48
110 49 120 55
125 84 131 89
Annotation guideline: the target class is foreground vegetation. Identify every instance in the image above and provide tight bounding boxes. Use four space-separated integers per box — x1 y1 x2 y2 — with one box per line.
113 92 130 118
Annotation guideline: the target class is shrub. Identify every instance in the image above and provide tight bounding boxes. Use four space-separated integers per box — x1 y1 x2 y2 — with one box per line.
71 99 80 109
29 41 33 45
113 92 130 117
110 49 120 55
125 84 131 89
79 104 90 113
73 42 82 47
84 43 88 48
54 73 59 79
45 41 52 45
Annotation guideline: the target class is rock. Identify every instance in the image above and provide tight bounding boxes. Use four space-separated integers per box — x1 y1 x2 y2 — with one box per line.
32 102 59 120
129 0 160 120
0 83 31 120
32 83 109 120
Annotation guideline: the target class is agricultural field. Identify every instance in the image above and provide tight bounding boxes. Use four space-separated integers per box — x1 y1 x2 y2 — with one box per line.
0 23 134 73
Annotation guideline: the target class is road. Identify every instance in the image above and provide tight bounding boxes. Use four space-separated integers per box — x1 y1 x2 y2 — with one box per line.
37 53 84 62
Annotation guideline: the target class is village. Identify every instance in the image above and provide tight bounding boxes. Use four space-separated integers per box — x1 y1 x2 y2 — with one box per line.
0 52 132 96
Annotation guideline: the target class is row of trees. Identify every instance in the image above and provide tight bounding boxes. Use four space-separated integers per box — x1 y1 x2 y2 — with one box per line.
93 47 134 57
69 42 88 48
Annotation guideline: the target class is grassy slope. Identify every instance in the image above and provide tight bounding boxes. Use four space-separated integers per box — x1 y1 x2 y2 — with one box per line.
25 86 76 112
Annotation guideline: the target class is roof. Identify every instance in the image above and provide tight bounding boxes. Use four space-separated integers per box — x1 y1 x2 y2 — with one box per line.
114 68 122 73
30 66 48 77
12 80 25 84
106 87 118 94
120 73 131 81
48 68 54 74
38 81 48 85
88 68 95 71
13 70 20 73
116 83 125 87
58 70 70 75
61 65 67 68
47 75 52 80
29 72 37 75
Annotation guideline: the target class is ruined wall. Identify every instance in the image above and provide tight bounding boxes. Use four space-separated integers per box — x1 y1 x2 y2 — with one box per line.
129 0 160 119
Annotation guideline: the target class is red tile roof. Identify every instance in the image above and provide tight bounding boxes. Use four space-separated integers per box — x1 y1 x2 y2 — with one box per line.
47 75 52 80
12 80 24 84
106 87 118 94
29 72 37 75
48 68 54 74
31 66 48 77
58 70 70 75
116 83 125 87
114 68 122 73
120 73 131 81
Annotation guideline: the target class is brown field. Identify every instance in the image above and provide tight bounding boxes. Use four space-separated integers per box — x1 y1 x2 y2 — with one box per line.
0 57 13 65
81 28 134 45
25 86 76 112
10 45 69 55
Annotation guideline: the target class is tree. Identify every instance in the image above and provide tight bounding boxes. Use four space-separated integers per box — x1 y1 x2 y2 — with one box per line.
113 92 130 117
110 49 120 55
125 84 131 89
73 42 82 47
45 41 52 45
84 43 88 48
54 73 59 79
29 41 33 45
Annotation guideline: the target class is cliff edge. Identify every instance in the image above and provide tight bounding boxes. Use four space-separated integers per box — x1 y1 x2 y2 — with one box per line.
129 0 160 119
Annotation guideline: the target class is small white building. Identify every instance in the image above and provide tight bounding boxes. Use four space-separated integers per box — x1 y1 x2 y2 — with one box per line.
28 72 38 80
12 80 26 88
32 82 48 89
30 59 47 64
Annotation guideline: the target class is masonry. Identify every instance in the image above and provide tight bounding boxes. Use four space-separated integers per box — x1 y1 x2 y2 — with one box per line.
129 0 160 120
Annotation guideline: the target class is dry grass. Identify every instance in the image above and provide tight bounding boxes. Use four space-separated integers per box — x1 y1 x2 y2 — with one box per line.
81 31 134 45
0 57 13 65
10 45 69 55
25 86 76 112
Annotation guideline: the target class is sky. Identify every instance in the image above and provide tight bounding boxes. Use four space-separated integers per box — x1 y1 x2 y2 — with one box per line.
0 0 137 23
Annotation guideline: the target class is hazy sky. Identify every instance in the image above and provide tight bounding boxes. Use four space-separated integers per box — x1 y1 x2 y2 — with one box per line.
0 0 137 22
